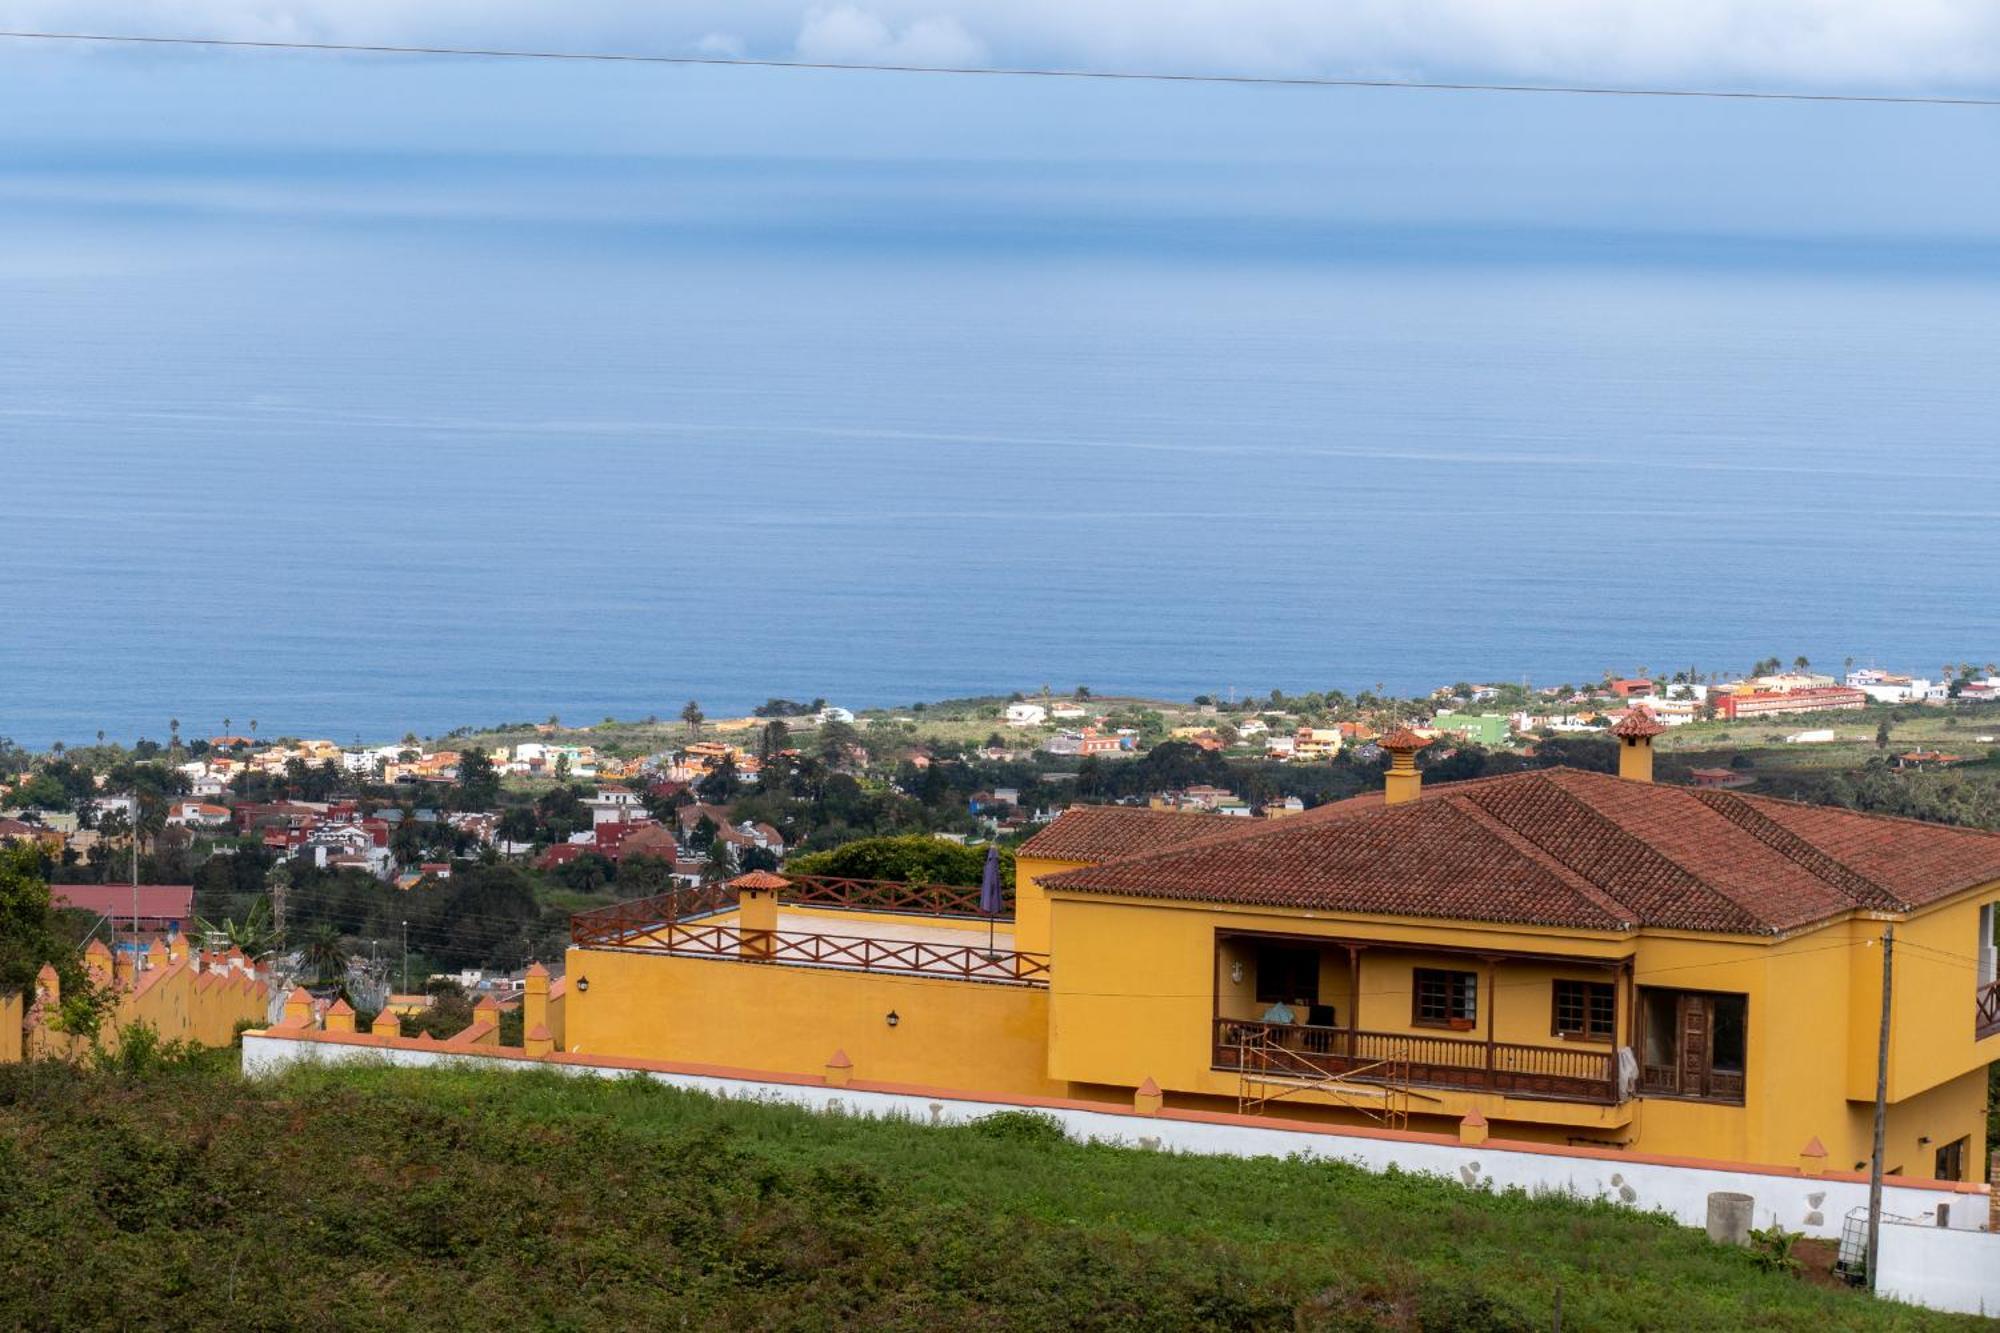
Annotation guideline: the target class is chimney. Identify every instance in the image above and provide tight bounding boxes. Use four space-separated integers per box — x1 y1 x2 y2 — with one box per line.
730 871 788 960
1379 727 1433 805
523 961 550 1039
1611 707 1666 784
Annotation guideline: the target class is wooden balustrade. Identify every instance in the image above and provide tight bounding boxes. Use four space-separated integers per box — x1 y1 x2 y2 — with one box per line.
571 874 1011 950
1977 980 2000 1039
622 921 1049 984
1213 1018 1620 1104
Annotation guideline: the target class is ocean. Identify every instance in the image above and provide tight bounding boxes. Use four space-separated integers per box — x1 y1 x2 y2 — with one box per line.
2 60 1997 746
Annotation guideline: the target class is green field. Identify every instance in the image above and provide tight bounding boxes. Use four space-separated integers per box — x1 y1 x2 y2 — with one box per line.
0 1054 1980 1330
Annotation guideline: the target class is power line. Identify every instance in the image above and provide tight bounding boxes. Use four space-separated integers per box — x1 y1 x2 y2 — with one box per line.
4 29 1998 108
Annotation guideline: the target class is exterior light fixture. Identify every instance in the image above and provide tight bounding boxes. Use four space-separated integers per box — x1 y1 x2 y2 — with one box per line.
1229 961 1244 984
576 977 590 993
885 1010 900 1028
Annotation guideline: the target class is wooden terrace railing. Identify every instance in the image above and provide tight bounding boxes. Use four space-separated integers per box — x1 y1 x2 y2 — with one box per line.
780 874 1012 919
1978 979 2000 1040
569 874 1012 950
1213 1017 1622 1104
597 920 1049 985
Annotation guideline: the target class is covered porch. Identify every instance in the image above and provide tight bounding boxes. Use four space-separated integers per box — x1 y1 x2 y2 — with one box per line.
1210 930 1632 1105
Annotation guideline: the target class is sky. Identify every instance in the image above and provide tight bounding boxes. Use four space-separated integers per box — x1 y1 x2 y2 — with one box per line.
5 1 2000 95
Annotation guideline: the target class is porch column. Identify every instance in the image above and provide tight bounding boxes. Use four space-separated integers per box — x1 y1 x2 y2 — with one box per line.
1483 956 1500 1072
1345 944 1363 1054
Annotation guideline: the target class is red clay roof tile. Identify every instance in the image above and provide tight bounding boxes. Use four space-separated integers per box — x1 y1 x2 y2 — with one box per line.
1039 767 2000 935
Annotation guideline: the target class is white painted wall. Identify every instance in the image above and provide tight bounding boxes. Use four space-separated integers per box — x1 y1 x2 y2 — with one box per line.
243 1032 1984 1249
1876 1219 2000 1316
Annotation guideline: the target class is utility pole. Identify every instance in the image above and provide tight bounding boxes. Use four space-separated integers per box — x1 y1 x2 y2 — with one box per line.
1865 923 1894 1293
129 802 139 969
401 919 409 994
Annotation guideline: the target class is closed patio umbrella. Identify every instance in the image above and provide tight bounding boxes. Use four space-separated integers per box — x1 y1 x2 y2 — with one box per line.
979 845 1003 958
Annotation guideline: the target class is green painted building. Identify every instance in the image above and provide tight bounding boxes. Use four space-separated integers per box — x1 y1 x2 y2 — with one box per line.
1431 712 1512 747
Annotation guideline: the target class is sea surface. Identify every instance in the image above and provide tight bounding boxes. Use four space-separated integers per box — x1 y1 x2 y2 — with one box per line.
1 59 1997 746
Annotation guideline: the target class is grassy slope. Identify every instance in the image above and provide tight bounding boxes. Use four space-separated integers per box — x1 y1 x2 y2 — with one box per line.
0 1057 1979 1331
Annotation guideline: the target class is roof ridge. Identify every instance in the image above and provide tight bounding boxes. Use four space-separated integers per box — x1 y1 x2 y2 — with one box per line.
1725 785 2000 843
1690 790 1907 913
1472 771 1772 935
1445 791 1639 929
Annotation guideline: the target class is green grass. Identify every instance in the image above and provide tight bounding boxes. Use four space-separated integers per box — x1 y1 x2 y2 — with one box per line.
0 1055 1980 1331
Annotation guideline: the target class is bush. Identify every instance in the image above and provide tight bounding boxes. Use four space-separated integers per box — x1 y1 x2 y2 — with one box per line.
969 1110 1067 1146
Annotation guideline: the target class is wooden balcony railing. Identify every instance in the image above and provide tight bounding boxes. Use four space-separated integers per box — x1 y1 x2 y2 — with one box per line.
1977 980 2000 1040
571 882 736 947
1213 1018 1622 1104
570 874 1011 950
594 920 1048 985
780 874 1012 919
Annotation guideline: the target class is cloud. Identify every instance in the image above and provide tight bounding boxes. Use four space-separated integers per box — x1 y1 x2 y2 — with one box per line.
7 1 2000 93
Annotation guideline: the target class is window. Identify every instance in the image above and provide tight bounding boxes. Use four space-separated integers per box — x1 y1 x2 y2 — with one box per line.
1254 944 1320 1004
1935 1136 1967 1183
1414 968 1477 1027
1553 979 1617 1041
1637 988 1748 1103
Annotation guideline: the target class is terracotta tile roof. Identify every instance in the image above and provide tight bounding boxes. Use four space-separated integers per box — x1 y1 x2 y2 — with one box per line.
1040 767 2000 935
1016 805 1254 863
1378 726 1432 753
1610 707 1667 738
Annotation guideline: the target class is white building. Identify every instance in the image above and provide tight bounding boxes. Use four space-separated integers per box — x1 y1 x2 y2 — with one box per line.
1003 703 1048 727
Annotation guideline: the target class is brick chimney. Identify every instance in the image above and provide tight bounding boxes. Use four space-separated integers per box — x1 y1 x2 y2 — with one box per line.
1611 707 1666 784
1379 728 1433 805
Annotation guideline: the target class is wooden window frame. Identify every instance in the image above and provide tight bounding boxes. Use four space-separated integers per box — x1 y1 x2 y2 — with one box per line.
1934 1136 1967 1183
1412 967 1478 1028
1637 986 1748 1105
1552 978 1616 1042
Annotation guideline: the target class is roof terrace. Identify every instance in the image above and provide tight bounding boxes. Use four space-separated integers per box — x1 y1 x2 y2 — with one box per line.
570 872 1047 986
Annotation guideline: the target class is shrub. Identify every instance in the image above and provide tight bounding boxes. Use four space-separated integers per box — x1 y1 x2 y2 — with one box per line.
969 1110 1067 1146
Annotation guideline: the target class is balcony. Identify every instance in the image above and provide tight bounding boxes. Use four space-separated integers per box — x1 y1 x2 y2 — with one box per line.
1978 980 2000 1040
569 874 1048 987
1213 1017 1623 1105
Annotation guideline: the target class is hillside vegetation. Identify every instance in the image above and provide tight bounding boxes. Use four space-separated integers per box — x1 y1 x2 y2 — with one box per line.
0 1055 1978 1331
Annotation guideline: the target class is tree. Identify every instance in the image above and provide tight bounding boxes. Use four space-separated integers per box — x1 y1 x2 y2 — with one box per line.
1792 656 1809 673
757 719 792 764
701 841 735 883
195 897 277 959
454 749 501 811
787 835 1011 888
303 923 349 984
687 814 720 851
681 700 705 737
1876 719 1892 751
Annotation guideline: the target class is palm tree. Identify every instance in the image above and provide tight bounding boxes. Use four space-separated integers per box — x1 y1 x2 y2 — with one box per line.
194 898 277 958
168 718 181 756
303 924 349 984
222 716 232 737
681 700 705 738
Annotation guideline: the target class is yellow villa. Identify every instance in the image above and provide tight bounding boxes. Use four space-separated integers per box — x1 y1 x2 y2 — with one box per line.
563 714 2000 1179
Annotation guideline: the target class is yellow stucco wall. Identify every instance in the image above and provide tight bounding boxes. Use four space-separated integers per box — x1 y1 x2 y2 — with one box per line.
1013 855 1079 957
1047 894 1638 1135
564 946 1061 1097
0 989 21 1063
17 962 269 1062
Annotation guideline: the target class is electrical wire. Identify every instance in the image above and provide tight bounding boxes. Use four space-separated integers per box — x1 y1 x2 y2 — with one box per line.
3 29 1998 108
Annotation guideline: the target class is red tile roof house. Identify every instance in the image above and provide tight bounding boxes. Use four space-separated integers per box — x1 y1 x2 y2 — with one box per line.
1005 750 2000 1175
50 884 196 936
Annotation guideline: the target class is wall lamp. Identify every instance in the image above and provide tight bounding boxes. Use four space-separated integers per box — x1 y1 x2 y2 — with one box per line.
1229 961 1245 984
576 977 590 993
885 1010 900 1028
